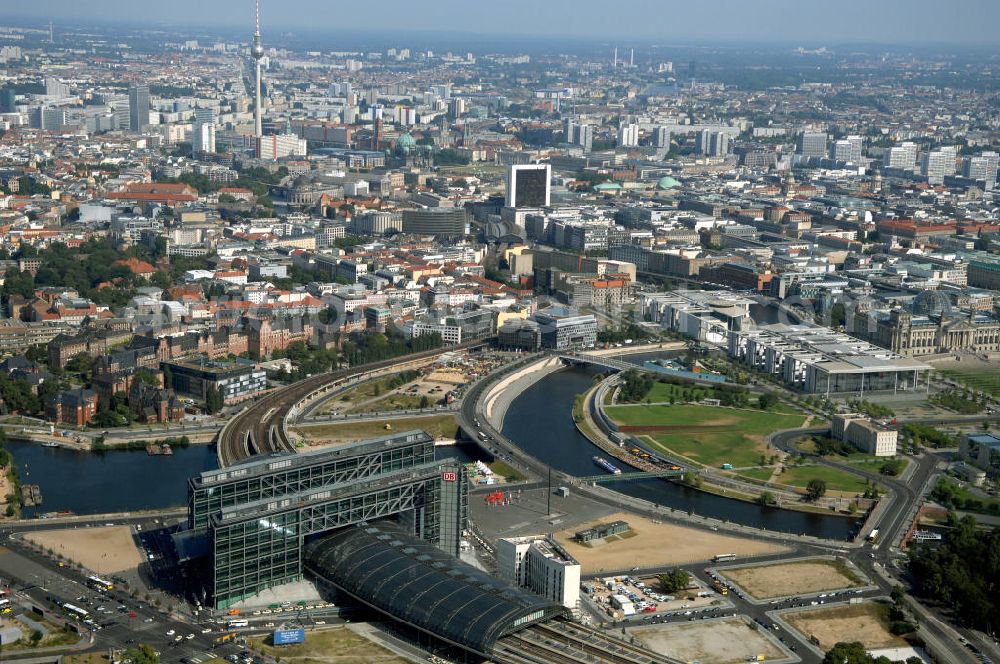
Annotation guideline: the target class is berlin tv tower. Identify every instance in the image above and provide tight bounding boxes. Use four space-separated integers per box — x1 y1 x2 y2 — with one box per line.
251 0 265 141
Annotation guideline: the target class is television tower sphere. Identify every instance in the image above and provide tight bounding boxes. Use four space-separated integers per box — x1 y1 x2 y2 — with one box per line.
251 41 265 59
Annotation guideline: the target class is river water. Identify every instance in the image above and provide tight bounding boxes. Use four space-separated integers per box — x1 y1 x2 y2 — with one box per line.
6 439 218 518
501 366 858 540
4 438 488 518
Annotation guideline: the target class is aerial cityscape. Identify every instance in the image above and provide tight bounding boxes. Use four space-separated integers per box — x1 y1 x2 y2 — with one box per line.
0 2 999 664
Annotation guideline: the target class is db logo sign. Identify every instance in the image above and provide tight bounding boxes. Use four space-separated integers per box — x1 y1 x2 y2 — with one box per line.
442 471 457 482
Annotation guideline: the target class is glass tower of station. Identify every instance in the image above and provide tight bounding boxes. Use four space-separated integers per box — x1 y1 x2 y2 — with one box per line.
187 430 468 608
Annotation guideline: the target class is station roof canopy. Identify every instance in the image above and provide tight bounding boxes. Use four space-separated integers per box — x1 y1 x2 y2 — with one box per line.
304 522 568 654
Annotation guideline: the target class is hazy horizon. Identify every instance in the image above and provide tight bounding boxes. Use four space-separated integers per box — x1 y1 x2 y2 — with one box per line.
4 0 1000 47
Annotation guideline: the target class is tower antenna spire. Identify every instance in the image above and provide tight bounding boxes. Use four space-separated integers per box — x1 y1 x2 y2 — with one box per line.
255 0 261 38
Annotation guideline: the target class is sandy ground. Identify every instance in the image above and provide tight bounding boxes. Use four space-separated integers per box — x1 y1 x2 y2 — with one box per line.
553 512 787 573
25 526 143 574
784 602 908 651
632 618 784 664
0 470 11 516
720 559 864 599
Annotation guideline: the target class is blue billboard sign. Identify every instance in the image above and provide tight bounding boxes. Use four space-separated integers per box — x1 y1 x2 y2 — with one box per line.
273 628 305 646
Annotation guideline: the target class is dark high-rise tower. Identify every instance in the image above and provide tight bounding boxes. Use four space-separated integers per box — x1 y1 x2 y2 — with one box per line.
128 83 150 132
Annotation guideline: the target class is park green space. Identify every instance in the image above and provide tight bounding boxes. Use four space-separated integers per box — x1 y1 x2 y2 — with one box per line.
941 368 1000 397
607 404 806 468
769 464 871 493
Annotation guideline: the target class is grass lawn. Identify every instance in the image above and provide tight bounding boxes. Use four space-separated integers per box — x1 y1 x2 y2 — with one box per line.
250 627 410 664
295 414 459 443
489 459 524 481
737 467 778 482
347 393 425 414
335 372 419 405
608 404 806 468
848 458 910 477
771 464 871 493
941 368 1000 397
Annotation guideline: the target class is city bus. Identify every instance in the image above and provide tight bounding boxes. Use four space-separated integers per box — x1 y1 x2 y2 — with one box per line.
63 603 89 620
86 575 114 592
712 553 738 563
226 619 249 629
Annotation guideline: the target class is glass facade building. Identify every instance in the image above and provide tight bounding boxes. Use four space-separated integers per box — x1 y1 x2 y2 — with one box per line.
187 431 468 608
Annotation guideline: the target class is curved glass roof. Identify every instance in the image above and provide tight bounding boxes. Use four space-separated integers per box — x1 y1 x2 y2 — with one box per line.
305 522 568 653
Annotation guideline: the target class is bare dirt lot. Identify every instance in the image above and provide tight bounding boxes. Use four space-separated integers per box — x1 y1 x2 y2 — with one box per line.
719 559 865 599
632 618 784 664
25 526 142 574
783 602 908 651
553 512 786 574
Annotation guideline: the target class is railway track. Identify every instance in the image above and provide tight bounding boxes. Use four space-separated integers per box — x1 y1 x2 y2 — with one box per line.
217 341 489 467
492 622 676 664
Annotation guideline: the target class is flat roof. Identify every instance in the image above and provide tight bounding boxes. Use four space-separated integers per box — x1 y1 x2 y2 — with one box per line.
192 430 433 489
213 460 446 525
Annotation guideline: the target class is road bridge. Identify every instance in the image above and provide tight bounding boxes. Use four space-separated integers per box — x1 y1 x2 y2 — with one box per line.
576 469 687 484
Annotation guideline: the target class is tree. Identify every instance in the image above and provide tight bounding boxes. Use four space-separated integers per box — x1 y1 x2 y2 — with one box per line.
757 393 778 410
205 386 224 414
822 641 875 664
758 491 777 506
123 644 160 664
419 395 430 409
657 569 690 593
806 479 827 501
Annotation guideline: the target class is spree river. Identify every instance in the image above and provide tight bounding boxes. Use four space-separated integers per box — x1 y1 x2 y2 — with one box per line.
5 438 487 518
501 366 859 540
7 439 219 518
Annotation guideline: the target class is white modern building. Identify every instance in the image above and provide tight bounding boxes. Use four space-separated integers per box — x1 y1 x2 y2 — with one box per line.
832 414 898 457
496 536 581 609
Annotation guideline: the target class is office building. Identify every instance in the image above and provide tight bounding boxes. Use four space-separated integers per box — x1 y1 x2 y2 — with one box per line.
352 211 402 235
960 433 1000 479
257 133 307 160
653 126 671 149
0 87 16 113
128 84 150 132
44 77 70 97
797 131 827 158
832 136 863 163
192 122 216 154
728 323 932 395
163 357 266 404
963 152 999 190
884 142 918 170
696 130 729 157
832 414 898 457
617 122 639 147
530 306 597 350
497 536 581 609
401 208 468 237
505 164 552 208
922 146 957 184
187 430 468 608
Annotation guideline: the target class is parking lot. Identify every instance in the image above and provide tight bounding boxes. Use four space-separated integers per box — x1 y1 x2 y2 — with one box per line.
583 572 732 622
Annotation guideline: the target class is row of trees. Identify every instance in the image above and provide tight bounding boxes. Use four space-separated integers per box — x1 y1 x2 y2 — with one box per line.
908 514 1000 631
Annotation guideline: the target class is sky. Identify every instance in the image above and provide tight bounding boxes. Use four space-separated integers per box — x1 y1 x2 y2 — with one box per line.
4 0 1000 46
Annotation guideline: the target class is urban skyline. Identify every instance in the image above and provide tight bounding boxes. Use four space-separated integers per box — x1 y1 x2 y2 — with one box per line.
3 0 1000 45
